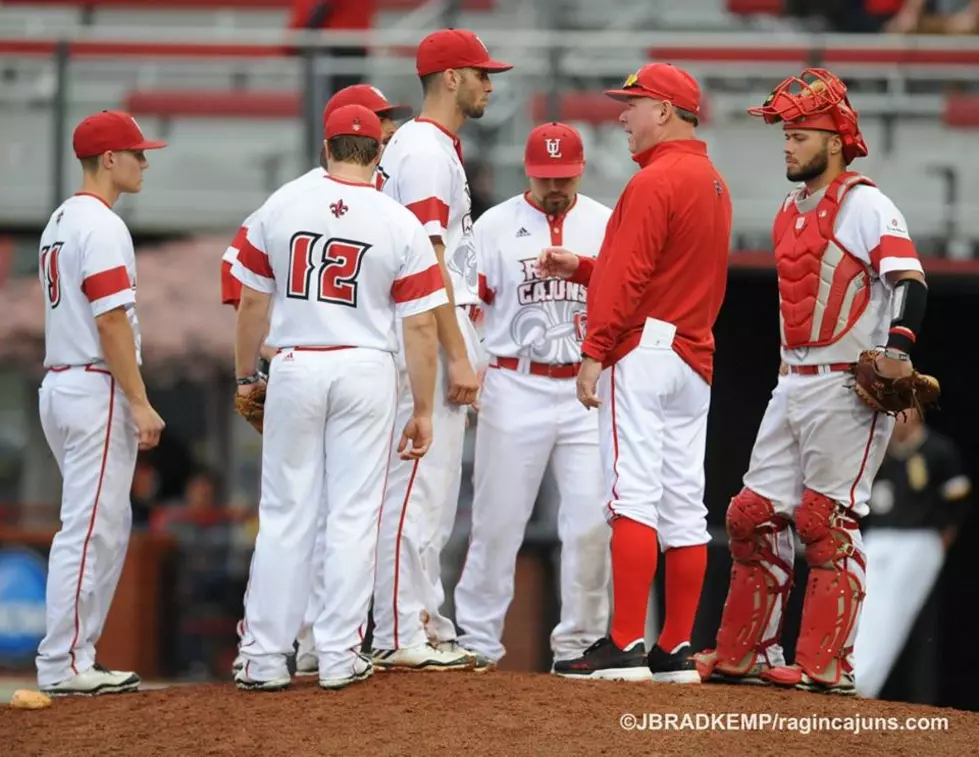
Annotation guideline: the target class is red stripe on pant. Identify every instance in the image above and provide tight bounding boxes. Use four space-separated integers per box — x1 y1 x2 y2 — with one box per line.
607 364 621 516
392 460 420 648
849 414 879 509
68 376 115 675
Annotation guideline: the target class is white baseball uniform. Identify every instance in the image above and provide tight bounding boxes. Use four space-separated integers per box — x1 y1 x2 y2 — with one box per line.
453 191 612 664
35 193 142 688
740 175 923 670
222 167 327 668
371 118 484 651
232 171 446 682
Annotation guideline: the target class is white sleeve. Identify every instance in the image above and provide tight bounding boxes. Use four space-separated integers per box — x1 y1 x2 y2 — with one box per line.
392 221 448 319
845 188 923 279
230 207 275 295
474 214 497 306
79 222 136 317
395 150 453 240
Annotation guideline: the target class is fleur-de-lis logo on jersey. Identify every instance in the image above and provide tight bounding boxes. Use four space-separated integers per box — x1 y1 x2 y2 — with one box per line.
331 199 349 218
545 138 562 158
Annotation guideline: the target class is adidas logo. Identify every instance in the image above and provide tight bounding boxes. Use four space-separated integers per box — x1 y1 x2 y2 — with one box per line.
516 227 530 238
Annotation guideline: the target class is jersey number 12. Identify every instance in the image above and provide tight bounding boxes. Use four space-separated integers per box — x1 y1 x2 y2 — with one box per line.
287 232 370 308
40 241 64 308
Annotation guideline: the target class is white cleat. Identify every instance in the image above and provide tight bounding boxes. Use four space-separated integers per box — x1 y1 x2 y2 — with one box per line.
435 640 495 672
41 663 140 696
372 642 477 671
319 654 374 690
234 669 291 692
295 653 319 677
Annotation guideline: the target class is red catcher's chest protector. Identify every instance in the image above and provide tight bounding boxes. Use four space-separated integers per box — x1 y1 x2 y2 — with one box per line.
773 172 875 350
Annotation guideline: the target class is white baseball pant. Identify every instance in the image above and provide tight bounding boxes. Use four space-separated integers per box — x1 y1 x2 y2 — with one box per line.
238 348 397 681
738 369 895 665
455 364 610 663
373 307 481 650
598 320 711 549
35 365 138 688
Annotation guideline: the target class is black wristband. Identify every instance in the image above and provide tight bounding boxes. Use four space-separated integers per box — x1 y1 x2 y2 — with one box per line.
236 373 261 386
257 357 270 380
886 277 927 353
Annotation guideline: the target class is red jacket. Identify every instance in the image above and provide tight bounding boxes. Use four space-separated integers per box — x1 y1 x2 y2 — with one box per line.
576 139 732 385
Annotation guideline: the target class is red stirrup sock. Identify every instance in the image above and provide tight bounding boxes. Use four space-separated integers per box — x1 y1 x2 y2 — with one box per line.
609 517 659 650
657 544 708 653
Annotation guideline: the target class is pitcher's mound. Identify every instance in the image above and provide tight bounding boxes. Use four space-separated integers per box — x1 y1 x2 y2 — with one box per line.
4 671 975 756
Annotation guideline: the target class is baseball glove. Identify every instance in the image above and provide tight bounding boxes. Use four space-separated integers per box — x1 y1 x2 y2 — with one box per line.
234 386 266 434
850 350 941 417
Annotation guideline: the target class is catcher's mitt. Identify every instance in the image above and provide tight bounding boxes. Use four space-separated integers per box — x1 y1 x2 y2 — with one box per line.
234 386 266 434
850 350 941 417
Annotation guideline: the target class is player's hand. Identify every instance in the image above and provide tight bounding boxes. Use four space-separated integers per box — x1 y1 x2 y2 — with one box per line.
236 379 266 398
576 357 602 410
471 368 487 413
537 247 580 280
131 400 166 450
398 414 433 460
873 352 914 381
447 357 479 406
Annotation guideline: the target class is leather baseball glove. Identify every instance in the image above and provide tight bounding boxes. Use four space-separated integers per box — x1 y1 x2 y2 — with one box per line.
850 350 941 417
234 386 266 434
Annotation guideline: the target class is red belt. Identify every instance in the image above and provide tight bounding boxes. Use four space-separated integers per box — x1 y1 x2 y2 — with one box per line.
787 362 854 375
48 363 110 375
276 345 353 354
492 356 581 379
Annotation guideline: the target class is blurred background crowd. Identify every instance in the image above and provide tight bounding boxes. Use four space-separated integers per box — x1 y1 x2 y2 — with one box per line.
0 0 975 707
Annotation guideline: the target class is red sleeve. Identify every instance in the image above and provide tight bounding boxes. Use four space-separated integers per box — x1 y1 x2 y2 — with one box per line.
582 178 669 362
221 259 242 307
570 256 595 286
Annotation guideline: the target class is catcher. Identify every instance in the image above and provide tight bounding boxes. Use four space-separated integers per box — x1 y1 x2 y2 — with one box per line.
693 68 939 696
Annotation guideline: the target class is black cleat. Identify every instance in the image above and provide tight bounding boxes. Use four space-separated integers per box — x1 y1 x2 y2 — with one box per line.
552 637 653 681
647 642 701 684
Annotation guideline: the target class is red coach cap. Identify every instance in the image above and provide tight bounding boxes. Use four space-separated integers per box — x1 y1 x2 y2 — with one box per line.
604 63 702 115
524 122 585 179
323 84 413 129
415 28 513 77
72 110 167 159
324 104 383 142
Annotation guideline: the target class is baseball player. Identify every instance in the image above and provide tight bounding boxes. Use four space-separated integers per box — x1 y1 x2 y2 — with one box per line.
225 83 412 678
232 104 446 691
36 111 167 695
452 123 612 669
693 68 929 696
370 28 511 672
540 64 733 682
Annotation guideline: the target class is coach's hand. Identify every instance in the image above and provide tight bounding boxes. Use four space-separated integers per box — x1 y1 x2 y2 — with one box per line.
538 247 580 280
576 357 602 410
447 357 479 406
399 414 433 460
131 400 166 450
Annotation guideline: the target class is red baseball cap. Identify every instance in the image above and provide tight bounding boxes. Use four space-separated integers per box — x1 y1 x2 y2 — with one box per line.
322 84 413 130
324 104 383 142
524 122 585 179
604 63 702 115
72 110 167 159
415 28 513 77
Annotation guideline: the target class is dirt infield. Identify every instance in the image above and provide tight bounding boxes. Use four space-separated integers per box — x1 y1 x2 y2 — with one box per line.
3 671 976 757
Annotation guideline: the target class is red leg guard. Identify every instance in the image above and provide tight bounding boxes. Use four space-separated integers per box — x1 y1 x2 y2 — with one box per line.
707 489 794 676
793 489 866 686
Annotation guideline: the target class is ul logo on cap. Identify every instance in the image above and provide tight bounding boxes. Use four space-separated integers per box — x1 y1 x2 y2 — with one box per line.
545 138 562 158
